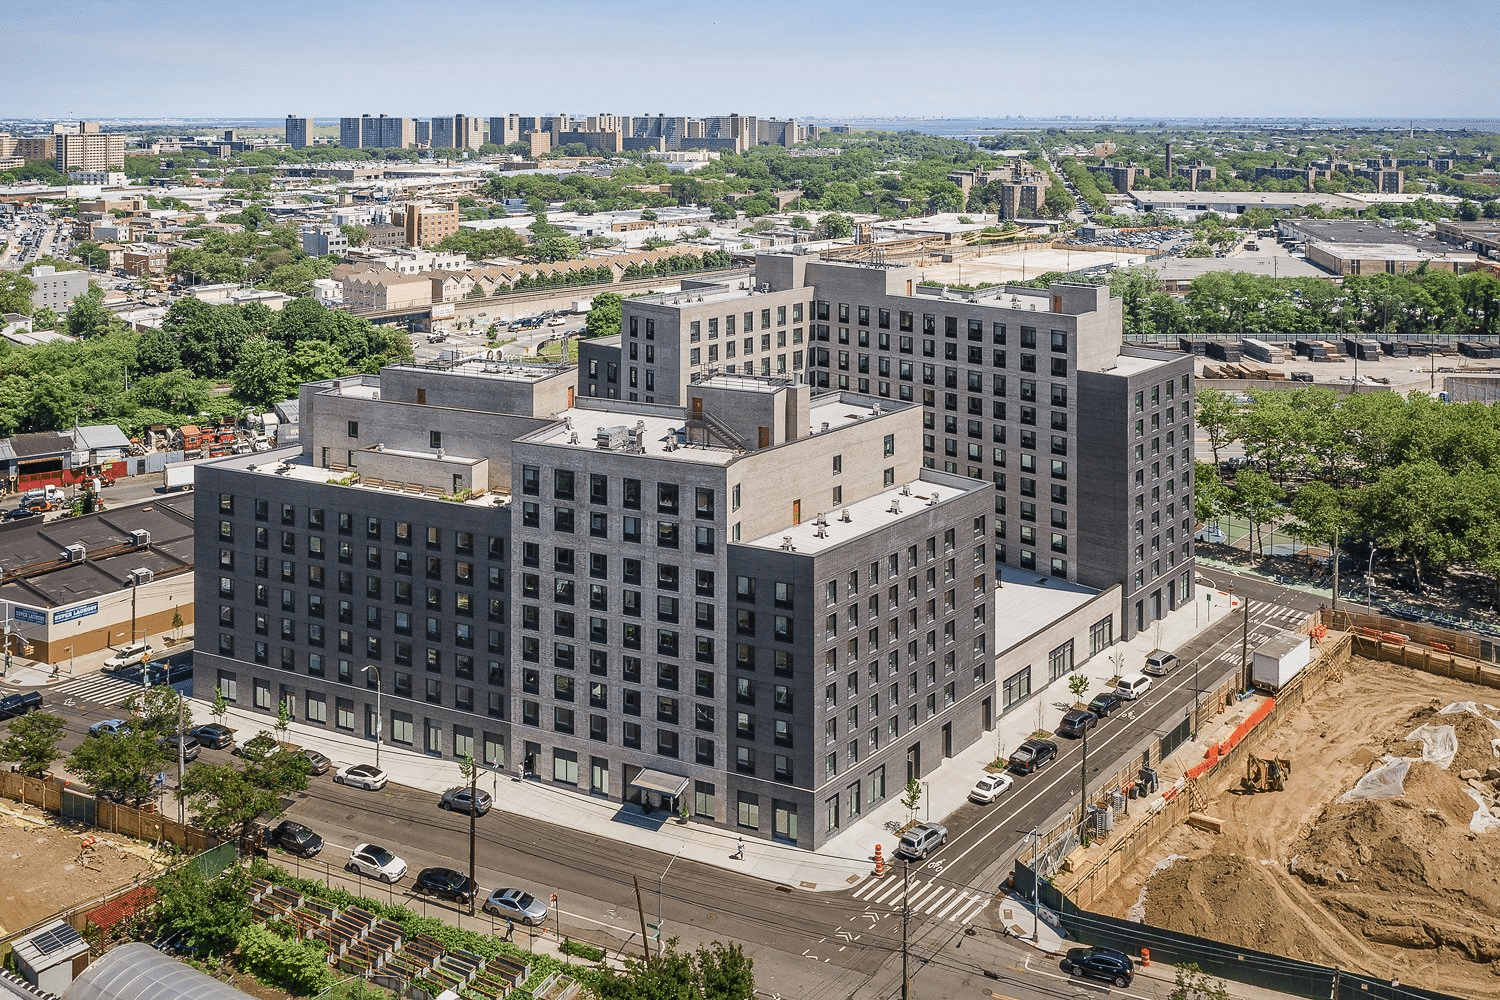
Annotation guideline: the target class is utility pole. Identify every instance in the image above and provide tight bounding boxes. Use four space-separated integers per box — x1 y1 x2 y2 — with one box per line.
177 692 186 824
1240 584 1252 692
901 861 911 1000
632 875 652 964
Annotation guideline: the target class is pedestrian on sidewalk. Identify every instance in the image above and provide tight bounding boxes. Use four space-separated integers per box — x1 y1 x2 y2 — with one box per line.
734 838 745 860
505 919 514 942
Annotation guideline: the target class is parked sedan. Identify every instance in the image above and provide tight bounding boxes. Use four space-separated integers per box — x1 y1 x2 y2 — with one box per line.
482 887 549 925
413 867 478 905
268 820 324 858
1 506 38 521
969 772 1014 805
346 843 407 883
189 723 235 749
1008 738 1059 775
439 787 493 815
334 763 389 790
299 749 331 776
88 719 130 737
1087 691 1122 719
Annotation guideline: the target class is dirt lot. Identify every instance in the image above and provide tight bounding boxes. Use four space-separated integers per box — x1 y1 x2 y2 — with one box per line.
1093 656 1500 998
0 803 163 937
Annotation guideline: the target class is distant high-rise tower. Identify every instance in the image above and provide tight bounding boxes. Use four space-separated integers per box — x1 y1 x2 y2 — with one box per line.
1164 142 1173 177
285 116 310 149
54 121 124 172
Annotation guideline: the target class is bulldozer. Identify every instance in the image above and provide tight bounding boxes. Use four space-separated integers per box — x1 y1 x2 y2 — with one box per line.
1243 755 1291 792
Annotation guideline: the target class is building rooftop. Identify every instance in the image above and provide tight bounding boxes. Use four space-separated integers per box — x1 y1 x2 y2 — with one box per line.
386 356 572 385
744 477 974 556
0 494 195 608
992 564 1102 651
525 387 898 468
632 279 761 308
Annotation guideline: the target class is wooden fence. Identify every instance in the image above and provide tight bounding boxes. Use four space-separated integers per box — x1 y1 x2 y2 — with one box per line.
0 773 220 853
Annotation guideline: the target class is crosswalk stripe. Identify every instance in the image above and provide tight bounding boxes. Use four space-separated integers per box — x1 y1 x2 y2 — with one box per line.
949 896 989 924
48 675 140 705
916 888 951 914
869 878 906 906
934 891 975 921
909 883 946 909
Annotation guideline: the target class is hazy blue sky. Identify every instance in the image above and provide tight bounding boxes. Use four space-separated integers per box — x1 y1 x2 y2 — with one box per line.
8 0 1496 119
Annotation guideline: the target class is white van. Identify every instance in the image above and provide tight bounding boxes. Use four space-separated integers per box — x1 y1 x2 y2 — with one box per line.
1115 672 1153 701
103 641 153 671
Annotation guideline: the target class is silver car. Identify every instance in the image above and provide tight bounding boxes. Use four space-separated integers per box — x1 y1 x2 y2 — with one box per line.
482 887 549 925
895 822 948 860
439 787 493 815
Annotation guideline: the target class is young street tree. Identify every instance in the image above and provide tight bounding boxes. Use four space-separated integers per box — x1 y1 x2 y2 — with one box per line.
177 732 310 844
0 711 66 777
1067 672 1091 707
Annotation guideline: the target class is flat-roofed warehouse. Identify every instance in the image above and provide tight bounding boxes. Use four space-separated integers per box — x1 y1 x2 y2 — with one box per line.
0 494 195 661
1278 219 1481 276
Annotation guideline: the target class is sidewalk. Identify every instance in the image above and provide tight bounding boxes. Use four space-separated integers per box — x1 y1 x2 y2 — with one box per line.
3 567 1247 893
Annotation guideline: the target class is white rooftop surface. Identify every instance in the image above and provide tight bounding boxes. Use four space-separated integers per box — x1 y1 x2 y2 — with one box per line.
1107 351 1178 376
745 479 973 556
530 389 894 467
634 280 761 308
993 564 1101 648
227 450 504 507
389 356 571 383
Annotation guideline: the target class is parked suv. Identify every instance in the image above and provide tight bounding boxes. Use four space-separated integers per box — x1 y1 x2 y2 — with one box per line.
1008 738 1059 775
894 822 948 860
1056 709 1098 739
1061 945 1134 987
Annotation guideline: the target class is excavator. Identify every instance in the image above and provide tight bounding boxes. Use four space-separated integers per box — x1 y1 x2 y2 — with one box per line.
1243 755 1292 792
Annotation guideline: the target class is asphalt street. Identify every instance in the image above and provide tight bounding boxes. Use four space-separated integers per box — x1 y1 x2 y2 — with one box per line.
11 564 1317 1000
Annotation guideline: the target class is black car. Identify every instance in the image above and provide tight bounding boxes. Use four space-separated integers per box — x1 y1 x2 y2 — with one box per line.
190 723 235 749
1061 945 1135 988
413 866 478 904
111 660 192 686
0 691 44 719
1008 738 1059 775
268 820 324 858
1057 708 1099 739
2 507 39 521
1087 691 1122 719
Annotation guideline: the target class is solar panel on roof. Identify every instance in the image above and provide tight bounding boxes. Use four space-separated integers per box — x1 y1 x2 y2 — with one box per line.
31 922 83 955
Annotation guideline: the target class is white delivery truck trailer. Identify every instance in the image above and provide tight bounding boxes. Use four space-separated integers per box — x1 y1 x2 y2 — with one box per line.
162 461 195 491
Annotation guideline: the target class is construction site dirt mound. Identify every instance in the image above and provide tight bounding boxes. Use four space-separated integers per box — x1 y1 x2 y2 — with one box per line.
1143 855 1303 956
1095 656 1500 998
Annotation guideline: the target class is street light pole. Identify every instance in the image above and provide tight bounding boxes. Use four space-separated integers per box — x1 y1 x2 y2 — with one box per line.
130 580 138 645
362 665 382 769
1367 546 1379 615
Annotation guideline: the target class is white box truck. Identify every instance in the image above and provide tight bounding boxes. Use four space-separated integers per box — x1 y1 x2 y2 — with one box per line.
162 462 195 491
1251 632 1312 692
